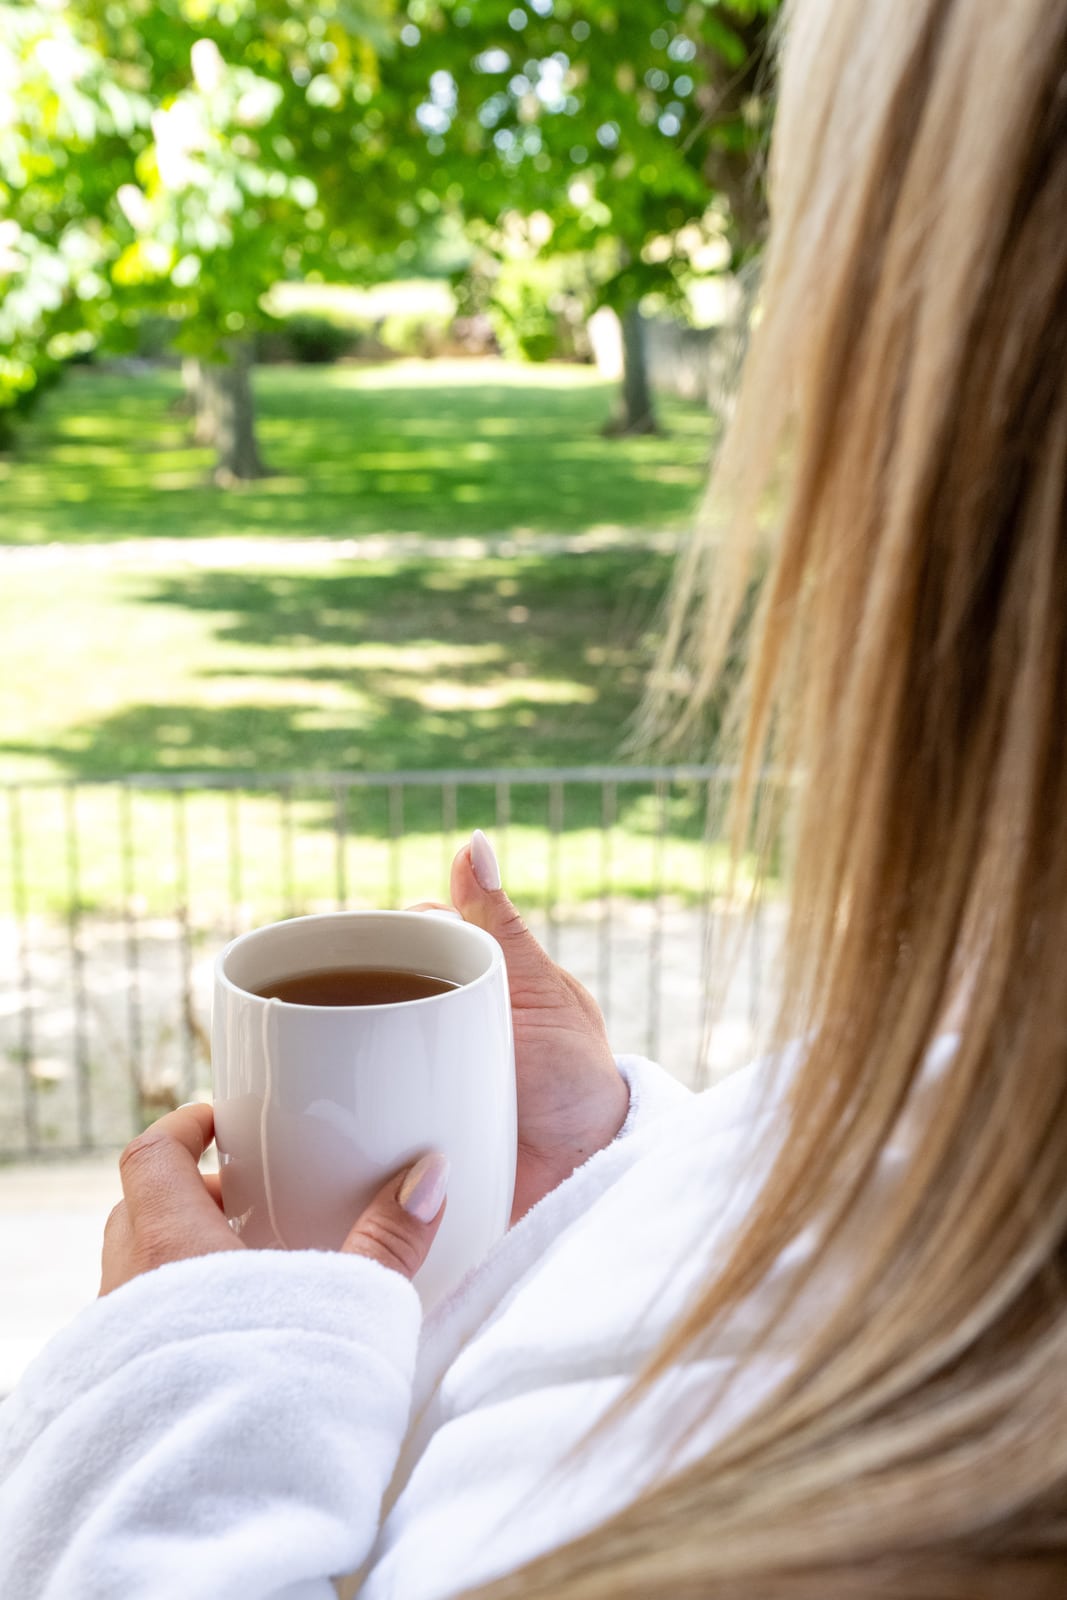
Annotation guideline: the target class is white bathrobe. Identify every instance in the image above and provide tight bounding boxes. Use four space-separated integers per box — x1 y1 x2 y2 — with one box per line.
0 1049 808 1600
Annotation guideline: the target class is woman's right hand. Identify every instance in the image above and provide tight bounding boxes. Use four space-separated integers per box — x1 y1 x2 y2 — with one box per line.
414 832 630 1222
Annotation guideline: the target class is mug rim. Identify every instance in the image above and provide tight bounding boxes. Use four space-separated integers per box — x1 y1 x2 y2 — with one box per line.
214 908 504 1013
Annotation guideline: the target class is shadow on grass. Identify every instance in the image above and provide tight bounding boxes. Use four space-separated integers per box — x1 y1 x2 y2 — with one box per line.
0 365 712 545
0 553 719 838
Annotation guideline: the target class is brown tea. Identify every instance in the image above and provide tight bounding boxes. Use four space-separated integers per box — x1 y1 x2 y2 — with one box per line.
253 966 460 1007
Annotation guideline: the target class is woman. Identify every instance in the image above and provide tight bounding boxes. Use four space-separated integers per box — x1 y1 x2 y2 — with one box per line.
3 0 1066 1593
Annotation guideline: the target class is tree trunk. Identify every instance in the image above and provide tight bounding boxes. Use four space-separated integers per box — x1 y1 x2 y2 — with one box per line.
198 341 267 483
605 305 659 436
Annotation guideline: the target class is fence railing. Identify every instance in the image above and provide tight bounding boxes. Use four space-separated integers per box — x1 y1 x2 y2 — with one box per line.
0 765 779 1159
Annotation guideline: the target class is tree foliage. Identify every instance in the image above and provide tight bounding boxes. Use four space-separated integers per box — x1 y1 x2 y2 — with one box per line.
0 0 781 446
0 0 396 436
73 0 397 356
0 2 148 431
390 0 780 313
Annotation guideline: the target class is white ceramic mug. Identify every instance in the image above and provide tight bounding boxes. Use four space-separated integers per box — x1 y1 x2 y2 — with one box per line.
212 910 516 1308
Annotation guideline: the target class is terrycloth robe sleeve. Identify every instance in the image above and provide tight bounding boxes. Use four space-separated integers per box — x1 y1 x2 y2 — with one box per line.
613 1053 694 1138
0 1249 421 1600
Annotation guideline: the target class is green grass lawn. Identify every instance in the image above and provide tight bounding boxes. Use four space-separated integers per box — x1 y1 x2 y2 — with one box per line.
0 553 672 782
0 360 710 545
0 549 740 916
0 361 733 918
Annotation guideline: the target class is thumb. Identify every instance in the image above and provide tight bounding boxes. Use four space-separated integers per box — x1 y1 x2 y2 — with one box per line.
450 831 554 992
342 1153 449 1281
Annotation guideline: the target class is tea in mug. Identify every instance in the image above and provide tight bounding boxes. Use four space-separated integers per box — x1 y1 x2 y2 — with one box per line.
253 966 460 1007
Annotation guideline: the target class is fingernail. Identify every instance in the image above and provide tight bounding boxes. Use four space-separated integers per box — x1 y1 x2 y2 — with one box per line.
470 829 501 892
398 1152 450 1223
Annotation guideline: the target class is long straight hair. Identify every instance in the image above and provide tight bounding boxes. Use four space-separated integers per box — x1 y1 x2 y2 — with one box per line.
467 0 1067 1593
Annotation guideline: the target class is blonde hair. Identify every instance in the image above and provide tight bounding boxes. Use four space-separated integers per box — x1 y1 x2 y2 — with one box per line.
468 0 1067 1593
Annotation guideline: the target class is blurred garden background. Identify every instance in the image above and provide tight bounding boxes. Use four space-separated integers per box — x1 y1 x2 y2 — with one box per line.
0 0 782 1165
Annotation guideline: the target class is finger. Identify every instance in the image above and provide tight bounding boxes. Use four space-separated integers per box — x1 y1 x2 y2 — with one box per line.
100 1201 132 1296
201 1172 224 1209
341 1153 449 1281
450 831 555 995
118 1103 217 1224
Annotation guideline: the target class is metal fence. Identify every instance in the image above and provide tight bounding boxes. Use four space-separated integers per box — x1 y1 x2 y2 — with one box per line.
0 765 778 1159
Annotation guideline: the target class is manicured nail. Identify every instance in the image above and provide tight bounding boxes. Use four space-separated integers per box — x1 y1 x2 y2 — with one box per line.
470 829 502 891
398 1152 450 1223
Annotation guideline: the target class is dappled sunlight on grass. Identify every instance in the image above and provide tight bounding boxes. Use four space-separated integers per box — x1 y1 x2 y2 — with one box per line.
342 641 507 670
416 678 598 712
0 554 671 785
322 358 611 391
0 362 711 545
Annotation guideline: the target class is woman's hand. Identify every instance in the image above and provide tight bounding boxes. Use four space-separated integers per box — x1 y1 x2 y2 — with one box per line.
100 1102 448 1296
414 831 629 1222
101 827 625 1295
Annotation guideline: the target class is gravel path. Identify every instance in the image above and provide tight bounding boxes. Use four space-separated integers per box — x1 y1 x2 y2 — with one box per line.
0 527 684 572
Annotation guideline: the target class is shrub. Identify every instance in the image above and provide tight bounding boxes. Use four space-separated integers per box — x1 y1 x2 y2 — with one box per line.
281 313 355 364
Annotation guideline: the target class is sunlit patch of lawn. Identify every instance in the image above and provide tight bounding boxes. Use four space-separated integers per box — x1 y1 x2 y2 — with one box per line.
0 551 744 914
0 360 711 546
0 553 670 785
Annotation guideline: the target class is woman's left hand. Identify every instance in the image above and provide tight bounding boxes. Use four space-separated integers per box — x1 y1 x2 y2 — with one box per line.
100 1103 448 1295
